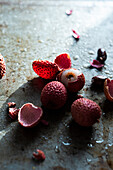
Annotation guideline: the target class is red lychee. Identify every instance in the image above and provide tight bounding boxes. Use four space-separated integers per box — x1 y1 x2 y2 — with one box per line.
18 103 43 128
71 98 102 127
56 68 85 93
0 54 6 79
41 81 67 109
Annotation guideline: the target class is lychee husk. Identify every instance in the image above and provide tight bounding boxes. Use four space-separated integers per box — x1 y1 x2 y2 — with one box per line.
0 54 6 79
104 78 113 102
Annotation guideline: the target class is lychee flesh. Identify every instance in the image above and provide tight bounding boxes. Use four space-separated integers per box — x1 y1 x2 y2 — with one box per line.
0 54 6 79
41 81 67 109
71 98 102 127
18 103 43 127
57 68 85 92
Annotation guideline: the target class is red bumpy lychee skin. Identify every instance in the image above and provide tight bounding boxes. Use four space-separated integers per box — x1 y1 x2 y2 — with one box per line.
56 68 85 93
32 60 59 79
71 98 102 127
0 54 6 79
41 81 67 109
54 53 71 70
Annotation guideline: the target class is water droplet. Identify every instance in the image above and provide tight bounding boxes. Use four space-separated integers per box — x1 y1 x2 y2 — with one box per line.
62 141 71 146
88 50 94 55
83 64 89 68
87 143 93 148
105 70 110 74
96 139 104 144
86 158 92 164
73 55 79 60
55 145 60 153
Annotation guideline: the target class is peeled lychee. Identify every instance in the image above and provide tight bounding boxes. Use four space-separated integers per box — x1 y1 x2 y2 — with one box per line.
56 68 85 93
71 98 102 127
18 103 43 128
104 78 113 102
41 81 67 109
0 54 6 79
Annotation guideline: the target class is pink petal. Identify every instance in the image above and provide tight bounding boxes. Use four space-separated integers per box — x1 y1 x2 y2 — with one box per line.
66 9 73 15
89 60 104 68
72 29 80 39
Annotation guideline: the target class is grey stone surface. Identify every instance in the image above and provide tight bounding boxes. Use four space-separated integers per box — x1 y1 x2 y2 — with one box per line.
0 0 113 169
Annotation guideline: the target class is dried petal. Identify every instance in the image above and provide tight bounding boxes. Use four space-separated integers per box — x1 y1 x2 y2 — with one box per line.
89 60 104 68
72 29 80 39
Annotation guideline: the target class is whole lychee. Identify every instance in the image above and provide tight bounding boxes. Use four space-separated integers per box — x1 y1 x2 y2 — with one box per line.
0 54 6 79
71 98 102 127
41 81 67 109
56 68 85 93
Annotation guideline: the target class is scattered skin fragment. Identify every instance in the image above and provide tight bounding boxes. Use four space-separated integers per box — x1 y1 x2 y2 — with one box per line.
33 149 45 161
9 108 19 119
65 9 73 15
72 29 80 39
89 60 104 68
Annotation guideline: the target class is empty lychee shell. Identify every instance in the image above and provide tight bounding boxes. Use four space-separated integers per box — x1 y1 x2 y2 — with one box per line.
104 78 113 102
56 68 85 93
54 53 71 70
41 81 67 109
71 98 102 127
18 103 43 127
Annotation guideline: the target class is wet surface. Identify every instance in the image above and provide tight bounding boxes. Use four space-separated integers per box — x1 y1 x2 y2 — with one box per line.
0 0 113 169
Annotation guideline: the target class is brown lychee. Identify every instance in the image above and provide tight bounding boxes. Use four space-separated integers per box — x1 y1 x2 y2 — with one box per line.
0 54 6 79
71 98 102 127
56 68 85 93
41 81 67 109
18 103 43 128
104 78 113 102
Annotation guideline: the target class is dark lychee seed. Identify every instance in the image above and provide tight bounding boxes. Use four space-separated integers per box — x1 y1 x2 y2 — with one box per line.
71 98 102 127
97 48 107 64
41 81 67 109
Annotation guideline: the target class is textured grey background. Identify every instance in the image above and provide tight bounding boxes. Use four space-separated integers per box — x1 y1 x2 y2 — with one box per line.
0 1 113 170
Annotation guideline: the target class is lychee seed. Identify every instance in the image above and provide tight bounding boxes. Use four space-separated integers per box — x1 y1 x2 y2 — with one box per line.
71 98 102 127
41 81 67 109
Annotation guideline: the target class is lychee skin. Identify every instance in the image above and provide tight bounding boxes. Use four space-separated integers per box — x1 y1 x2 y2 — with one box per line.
71 98 102 127
104 78 113 102
56 68 85 93
0 54 6 79
41 81 67 109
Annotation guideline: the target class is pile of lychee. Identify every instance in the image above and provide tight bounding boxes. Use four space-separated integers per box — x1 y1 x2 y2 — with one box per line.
2 52 113 128
32 53 102 127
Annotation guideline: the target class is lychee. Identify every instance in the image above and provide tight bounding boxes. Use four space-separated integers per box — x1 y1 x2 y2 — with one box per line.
0 54 6 79
41 81 67 109
71 98 102 127
18 103 43 128
56 68 85 93
104 78 113 102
